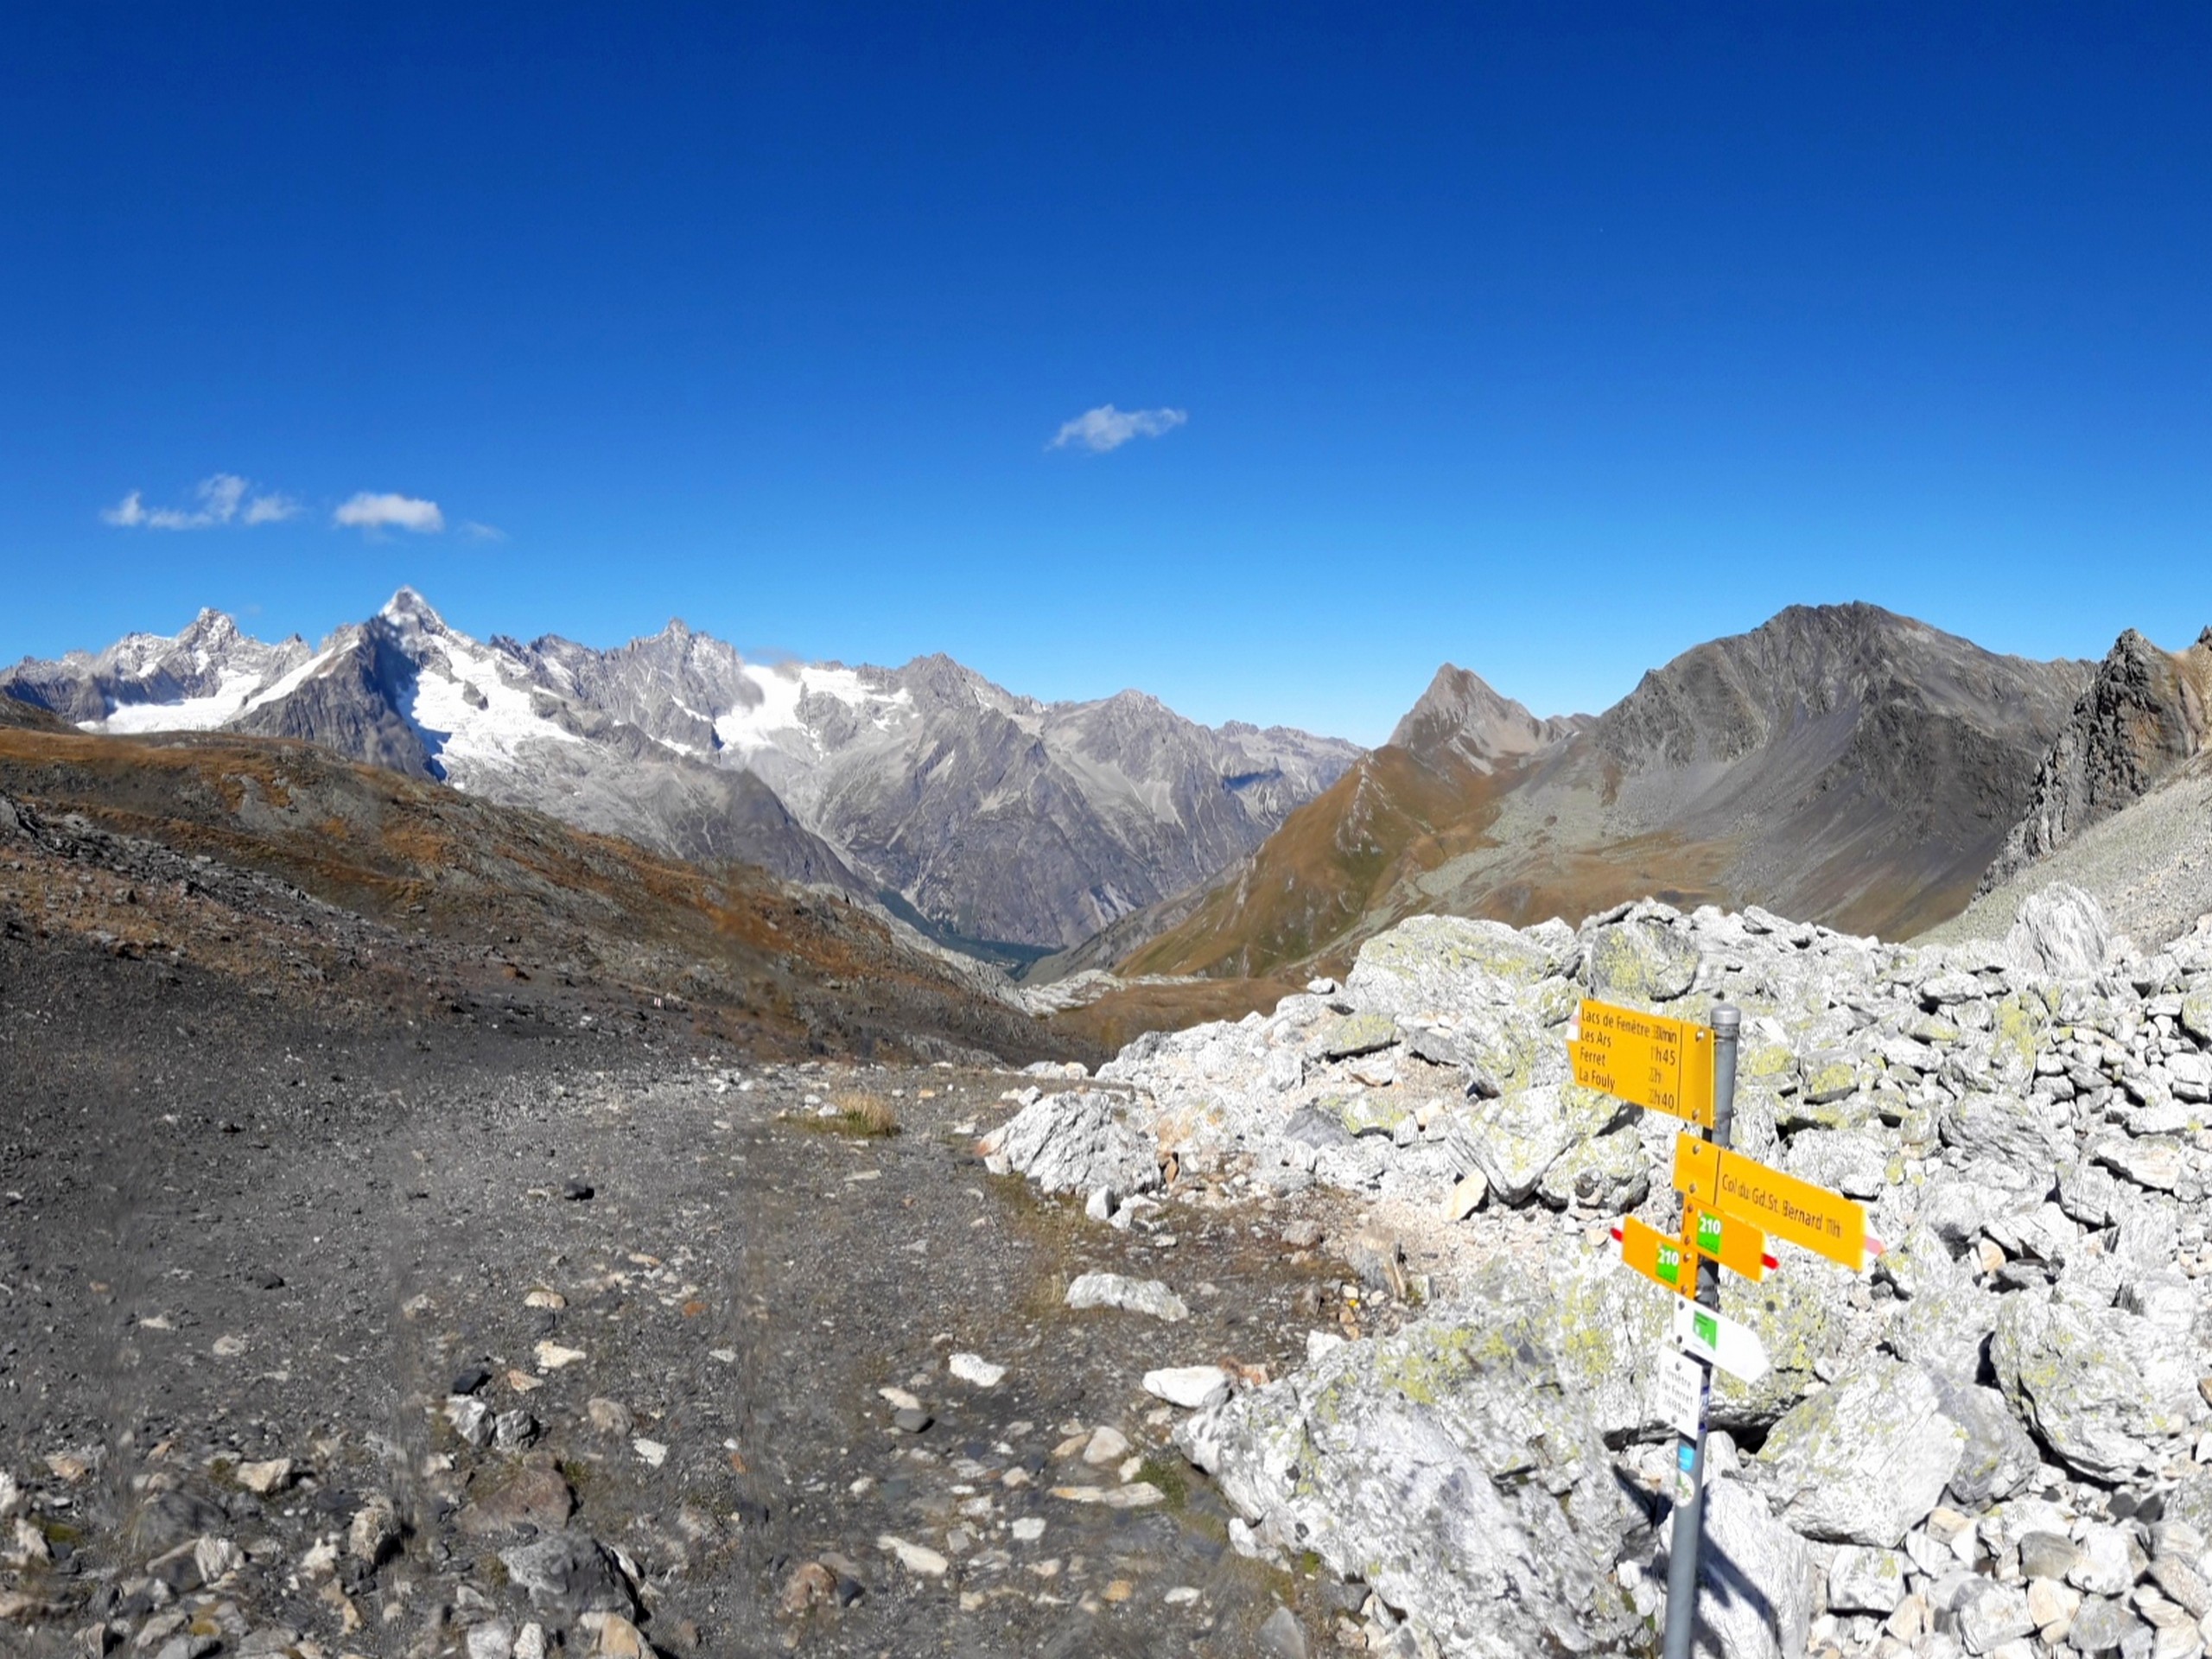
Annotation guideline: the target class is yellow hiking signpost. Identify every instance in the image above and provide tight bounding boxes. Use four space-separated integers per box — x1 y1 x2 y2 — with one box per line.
1567 1000 1715 1126
1571 995 1876 1659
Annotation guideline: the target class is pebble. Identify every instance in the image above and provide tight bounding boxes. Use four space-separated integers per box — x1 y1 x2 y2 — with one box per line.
534 1340 588 1371
893 1408 933 1435
1011 1517 1046 1542
879 1534 950 1577
1082 1426 1132 1466
949 1352 1007 1388
879 1387 923 1411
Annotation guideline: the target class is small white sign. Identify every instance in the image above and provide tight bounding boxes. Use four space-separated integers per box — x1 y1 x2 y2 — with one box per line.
1672 1299 1770 1385
1654 1348 1708 1439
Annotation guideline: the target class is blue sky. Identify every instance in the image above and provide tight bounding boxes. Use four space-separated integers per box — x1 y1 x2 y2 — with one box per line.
4 4 2208 744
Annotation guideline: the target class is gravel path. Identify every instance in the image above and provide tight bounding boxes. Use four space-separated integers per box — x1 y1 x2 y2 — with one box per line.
0 929 1351 1657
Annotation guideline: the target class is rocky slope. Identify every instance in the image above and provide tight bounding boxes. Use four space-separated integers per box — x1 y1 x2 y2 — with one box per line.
1122 604 2091 981
1 593 1359 958
1980 626 2212 893
0 720 1062 1066
988 884 2212 1658
1925 747 2212 963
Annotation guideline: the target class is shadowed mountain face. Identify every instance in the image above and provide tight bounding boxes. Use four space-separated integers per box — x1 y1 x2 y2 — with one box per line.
1978 626 2212 893
1123 604 2092 978
1 592 1359 955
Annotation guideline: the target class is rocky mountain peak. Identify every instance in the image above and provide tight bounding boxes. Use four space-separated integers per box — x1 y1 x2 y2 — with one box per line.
1386 664 1573 772
1980 623 2212 892
378 586 450 635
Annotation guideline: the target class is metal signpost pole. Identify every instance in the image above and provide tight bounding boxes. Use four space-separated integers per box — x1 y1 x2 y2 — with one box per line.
1662 1003 1738 1659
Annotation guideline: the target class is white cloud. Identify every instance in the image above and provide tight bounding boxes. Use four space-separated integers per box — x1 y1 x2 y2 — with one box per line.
334 492 445 533
243 492 301 524
1049 404 1189 454
460 520 506 543
101 474 298 530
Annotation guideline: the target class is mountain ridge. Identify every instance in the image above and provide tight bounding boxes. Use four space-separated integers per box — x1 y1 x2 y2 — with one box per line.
1116 601 2094 980
1 589 1362 957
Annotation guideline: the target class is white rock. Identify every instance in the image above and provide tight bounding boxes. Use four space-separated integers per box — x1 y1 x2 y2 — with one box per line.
632 1438 668 1468
233 1458 293 1496
878 1534 949 1576
533 1341 587 1371
1142 1365 1231 1409
1083 1426 1133 1465
878 1386 922 1412
949 1352 1006 1388
1065 1271 1190 1322
1011 1516 1046 1542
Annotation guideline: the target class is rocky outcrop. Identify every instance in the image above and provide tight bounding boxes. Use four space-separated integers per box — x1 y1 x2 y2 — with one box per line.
1019 883 2212 1658
1983 626 2212 891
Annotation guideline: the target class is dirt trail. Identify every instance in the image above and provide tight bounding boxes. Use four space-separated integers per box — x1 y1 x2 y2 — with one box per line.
1 931 1343 1656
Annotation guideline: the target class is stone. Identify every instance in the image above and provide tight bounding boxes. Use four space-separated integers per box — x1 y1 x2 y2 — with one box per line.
534 1340 587 1370
1064 1272 1189 1322
2065 1595 2139 1653
1082 1427 1132 1466
779 1560 836 1616
2021 1531 2083 1582
1937 1378 2044 1509
1340 1225 1408 1296
1255 1604 1308 1659
2007 886 2114 980
631 1437 668 1468
499 1533 637 1617
1345 915 1568 1019
586 1397 634 1437
1048 1482 1164 1508
1758 1359 1966 1547
2148 1557 2212 1619
1535 1124 1649 1211
949 1352 1006 1387
892 1408 932 1434
1955 1583 2037 1654
1586 918 1700 1002
1144 1366 1231 1409
2068 1527 2138 1598
2027 1576 2082 1634
232 1458 293 1496
1312 1013 1402 1061
1826 1545 1911 1614
1445 1172 1487 1218
465 1622 514 1659
493 1408 539 1450
978 1090 1161 1198
579 1611 650 1658
446 1395 493 1447
1993 1297 2200 1480
347 1497 398 1566
1667 1478 1819 1659
458 1464 575 1536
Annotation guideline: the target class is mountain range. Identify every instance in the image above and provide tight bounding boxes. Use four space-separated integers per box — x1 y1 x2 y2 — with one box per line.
10 594 2210 1008
0 591 1361 963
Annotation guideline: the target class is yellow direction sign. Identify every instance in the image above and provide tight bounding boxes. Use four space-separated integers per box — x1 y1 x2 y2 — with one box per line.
1683 1201 1775 1283
1569 1000 1715 1127
1614 1216 1697 1297
1673 1141 1869 1271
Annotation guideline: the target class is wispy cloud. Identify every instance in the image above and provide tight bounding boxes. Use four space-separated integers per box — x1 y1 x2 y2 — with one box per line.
333 492 444 534
460 519 506 543
1049 404 1189 454
101 473 298 530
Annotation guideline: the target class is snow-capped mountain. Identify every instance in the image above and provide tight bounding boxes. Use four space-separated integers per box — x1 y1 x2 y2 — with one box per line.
1 591 1361 955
